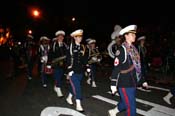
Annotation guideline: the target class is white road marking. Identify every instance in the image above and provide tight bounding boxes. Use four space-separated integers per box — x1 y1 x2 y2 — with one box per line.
137 87 152 92
137 85 170 92
40 107 86 116
107 91 175 116
148 85 170 92
92 95 147 115
93 94 175 116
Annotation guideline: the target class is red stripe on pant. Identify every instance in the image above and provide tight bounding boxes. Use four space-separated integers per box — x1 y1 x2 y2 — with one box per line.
122 88 131 116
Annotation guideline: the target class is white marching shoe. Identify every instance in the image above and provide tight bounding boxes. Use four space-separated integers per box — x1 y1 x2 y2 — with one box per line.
92 81 97 87
86 78 91 85
54 86 63 97
43 84 47 88
27 75 32 80
108 107 119 116
66 93 73 105
163 92 173 105
76 99 84 112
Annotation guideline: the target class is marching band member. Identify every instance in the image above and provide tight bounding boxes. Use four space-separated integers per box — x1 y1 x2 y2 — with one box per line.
66 29 88 112
108 25 148 116
38 36 51 88
86 38 102 87
107 24 122 59
137 36 148 82
107 25 122 81
52 30 68 97
24 34 35 80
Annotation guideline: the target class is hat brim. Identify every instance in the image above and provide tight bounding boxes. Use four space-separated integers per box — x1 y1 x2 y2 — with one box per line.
119 25 137 35
137 36 146 41
128 30 136 33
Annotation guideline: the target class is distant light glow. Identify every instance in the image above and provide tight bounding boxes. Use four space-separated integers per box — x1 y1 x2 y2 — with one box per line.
72 17 75 21
28 30 32 34
18 42 21 45
32 9 40 17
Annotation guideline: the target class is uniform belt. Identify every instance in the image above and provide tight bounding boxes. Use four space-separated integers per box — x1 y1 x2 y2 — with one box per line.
120 65 134 74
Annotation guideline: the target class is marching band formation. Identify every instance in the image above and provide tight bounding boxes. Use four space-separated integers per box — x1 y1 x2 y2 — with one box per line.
10 24 174 115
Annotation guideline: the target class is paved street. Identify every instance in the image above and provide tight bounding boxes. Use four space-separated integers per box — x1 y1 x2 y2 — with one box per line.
0 59 175 116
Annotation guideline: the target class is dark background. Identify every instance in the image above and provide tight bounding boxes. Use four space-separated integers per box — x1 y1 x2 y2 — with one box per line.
0 0 175 43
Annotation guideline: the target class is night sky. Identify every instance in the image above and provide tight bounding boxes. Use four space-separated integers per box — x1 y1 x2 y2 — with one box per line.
0 0 175 43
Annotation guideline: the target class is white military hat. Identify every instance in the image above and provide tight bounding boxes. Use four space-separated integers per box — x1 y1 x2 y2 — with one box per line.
40 36 50 41
111 25 122 40
88 39 96 44
86 38 92 43
27 34 34 39
137 36 146 41
114 25 122 31
70 29 83 37
55 30 65 36
119 25 137 36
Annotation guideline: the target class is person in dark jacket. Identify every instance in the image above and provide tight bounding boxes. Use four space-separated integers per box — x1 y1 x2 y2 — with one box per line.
52 30 68 97
38 36 51 88
24 34 35 80
108 25 148 116
86 38 102 87
137 36 148 81
66 29 88 112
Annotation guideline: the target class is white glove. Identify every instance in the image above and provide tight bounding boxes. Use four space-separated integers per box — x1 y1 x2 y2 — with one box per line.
66 75 70 80
68 71 74 76
92 57 97 61
68 66 72 69
111 86 117 94
97 58 101 62
87 68 91 73
41 59 44 63
142 82 148 88
41 56 48 63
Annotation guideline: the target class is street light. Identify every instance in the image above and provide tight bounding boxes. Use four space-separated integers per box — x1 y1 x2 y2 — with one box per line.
28 29 32 34
33 10 40 17
72 17 75 22
31 8 41 18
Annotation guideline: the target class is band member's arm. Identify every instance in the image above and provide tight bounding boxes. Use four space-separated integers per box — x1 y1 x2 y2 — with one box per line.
137 75 148 88
50 45 56 62
82 44 89 65
38 46 41 57
107 40 116 59
111 47 125 86
66 45 73 73
47 46 52 63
